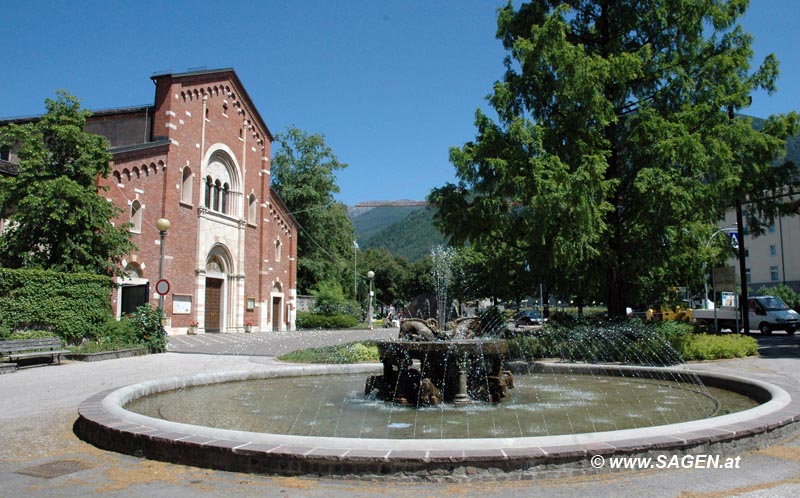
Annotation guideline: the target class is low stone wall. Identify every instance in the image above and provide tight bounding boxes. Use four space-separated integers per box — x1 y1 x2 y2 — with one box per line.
66 348 147 362
74 362 800 481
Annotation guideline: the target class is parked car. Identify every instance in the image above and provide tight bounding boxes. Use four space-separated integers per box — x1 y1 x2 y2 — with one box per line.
514 310 547 327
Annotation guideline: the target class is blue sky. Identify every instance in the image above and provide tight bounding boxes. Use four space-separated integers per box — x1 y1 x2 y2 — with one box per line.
2 1 798 206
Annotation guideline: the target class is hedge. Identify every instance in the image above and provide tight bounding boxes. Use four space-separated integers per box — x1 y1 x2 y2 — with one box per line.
295 312 359 330
0 268 113 344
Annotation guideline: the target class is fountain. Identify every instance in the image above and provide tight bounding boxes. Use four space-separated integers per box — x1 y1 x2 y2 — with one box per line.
365 247 513 406
366 316 513 406
74 246 799 480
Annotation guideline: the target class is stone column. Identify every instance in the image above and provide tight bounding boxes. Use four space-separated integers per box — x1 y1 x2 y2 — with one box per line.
454 356 470 405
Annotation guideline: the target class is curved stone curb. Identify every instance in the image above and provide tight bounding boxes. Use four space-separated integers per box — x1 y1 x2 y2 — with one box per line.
75 362 800 481
66 348 147 362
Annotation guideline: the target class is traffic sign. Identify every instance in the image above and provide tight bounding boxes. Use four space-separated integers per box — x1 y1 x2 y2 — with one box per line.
155 279 170 296
729 232 739 250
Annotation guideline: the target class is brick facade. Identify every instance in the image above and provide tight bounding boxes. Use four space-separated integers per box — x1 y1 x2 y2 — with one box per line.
4 68 298 334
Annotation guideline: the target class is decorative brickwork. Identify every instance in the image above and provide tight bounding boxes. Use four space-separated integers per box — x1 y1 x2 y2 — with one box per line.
93 69 298 334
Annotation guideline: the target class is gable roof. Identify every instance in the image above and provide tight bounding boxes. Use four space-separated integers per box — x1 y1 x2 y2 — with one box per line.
151 68 274 142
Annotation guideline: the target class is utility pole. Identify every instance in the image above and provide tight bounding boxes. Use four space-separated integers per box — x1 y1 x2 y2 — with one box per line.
736 200 749 333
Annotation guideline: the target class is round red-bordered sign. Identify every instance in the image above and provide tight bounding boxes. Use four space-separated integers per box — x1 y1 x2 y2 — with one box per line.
155 279 170 296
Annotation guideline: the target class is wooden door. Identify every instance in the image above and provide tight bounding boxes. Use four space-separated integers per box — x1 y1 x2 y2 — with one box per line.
272 296 281 331
205 278 223 332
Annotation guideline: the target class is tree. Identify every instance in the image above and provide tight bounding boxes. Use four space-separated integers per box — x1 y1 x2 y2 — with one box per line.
0 91 135 276
356 247 410 307
430 0 798 316
270 125 356 293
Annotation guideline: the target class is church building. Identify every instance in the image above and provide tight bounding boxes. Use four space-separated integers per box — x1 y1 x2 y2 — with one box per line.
3 68 298 334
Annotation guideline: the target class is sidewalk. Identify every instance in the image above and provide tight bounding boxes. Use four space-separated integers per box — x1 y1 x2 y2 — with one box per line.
0 331 799 497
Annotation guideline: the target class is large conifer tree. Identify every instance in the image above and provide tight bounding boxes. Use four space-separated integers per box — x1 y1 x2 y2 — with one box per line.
431 0 797 315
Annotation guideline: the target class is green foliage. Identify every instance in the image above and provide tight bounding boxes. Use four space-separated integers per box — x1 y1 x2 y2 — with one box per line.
78 316 140 351
0 91 135 276
507 320 684 365
128 304 167 353
295 312 359 330
756 284 800 308
310 280 361 316
352 206 424 242
507 317 755 363
278 341 379 364
356 248 416 307
0 268 113 344
430 1 799 317
3 329 59 341
678 334 759 361
271 125 355 294
360 207 447 262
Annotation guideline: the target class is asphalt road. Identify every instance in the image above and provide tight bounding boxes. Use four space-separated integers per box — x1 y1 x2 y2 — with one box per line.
1 330 799 498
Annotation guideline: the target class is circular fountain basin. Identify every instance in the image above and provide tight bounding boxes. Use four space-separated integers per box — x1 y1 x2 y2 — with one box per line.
75 362 800 481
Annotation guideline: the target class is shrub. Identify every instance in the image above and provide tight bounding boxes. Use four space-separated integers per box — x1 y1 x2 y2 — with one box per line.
310 280 362 317
679 334 758 361
73 316 141 352
506 317 758 364
507 319 683 365
128 305 167 353
6 329 60 341
650 320 696 353
296 312 359 330
279 341 379 363
0 268 113 344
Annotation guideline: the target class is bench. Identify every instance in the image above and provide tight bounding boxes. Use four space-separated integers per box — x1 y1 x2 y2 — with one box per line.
0 337 70 367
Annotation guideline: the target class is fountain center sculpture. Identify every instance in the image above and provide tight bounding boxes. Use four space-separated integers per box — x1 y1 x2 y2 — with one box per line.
365 315 514 406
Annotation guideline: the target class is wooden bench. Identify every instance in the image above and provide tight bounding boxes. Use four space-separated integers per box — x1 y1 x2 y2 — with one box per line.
0 337 70 366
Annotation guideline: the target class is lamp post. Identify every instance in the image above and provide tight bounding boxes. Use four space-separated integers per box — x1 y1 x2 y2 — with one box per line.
353 240 359 299
156 218 171 315
703 225 737 332
367 270 375 331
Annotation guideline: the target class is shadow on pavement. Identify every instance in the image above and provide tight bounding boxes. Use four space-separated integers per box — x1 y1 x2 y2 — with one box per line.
756 334 800 359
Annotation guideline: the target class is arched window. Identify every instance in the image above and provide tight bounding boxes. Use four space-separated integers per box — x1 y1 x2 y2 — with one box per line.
112 171 121 184
203 149 240 217
205 176 213 208
130 200 143 233
213 180 221 211
221 183 229 213
275 239 282 262
181 168 193 204
122 169 131 181
132 167 140 179
124 262 143 279
248 194 257 224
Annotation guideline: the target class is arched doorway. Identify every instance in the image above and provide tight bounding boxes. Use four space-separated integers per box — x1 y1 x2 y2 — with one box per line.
271 282 283 331
204 247 232 333
119 262 148 318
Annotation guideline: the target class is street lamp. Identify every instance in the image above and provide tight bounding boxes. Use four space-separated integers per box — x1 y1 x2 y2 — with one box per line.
353 240 359 299
367 270 375 331
156 217 171 314
703 224 737 332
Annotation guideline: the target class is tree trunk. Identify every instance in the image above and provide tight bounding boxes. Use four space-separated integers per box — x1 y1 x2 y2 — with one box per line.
606 266 626 318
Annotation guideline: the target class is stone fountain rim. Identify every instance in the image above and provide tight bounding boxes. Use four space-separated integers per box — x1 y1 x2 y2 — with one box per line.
75 361 800 478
